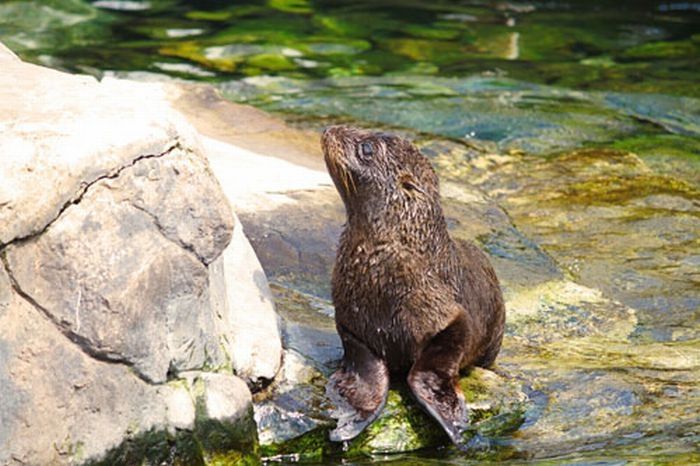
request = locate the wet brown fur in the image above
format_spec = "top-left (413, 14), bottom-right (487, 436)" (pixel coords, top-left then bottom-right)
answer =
top-left (322, 125), bottom-right (505, 445)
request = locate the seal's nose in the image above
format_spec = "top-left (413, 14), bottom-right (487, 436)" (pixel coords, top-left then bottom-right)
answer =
top-left (321, 125), bottom-right (341, 147)
top-left (323, 126), bottom-right (332, 136)
top-left (322, 126), bottom-right (332, 141)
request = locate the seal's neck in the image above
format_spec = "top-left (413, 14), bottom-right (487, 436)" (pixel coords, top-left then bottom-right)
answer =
top-left (345, 199), bottom-right (451, 256)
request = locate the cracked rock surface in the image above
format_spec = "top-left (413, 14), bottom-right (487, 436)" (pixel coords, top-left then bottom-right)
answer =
top-left (0, 44), bottom-right (276, 464)
top-left (3, 146), bottom-right (232, 384)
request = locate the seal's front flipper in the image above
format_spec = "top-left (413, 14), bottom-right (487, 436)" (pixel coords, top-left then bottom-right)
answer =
top-left (327, 327), bottom-right (389, 442)
top-left (408, 314), bottom-right (471, 445)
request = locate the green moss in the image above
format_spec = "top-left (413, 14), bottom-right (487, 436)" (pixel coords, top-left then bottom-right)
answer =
top-left (580, 55), bottom-right (616, 67)
top-left (347, 386), bottom-right (448, 455)
top-left (559, 174), bottom-right (698, 206)
top-left (205, 450), bottom-right (260, 466)
top-left (610, 134), bottom-right (700, 161)
top-left (459, 371), bottom-right (489, 403)
top-left (190, 377), bottom-right (259, 463)
top-left (159, 42), bottom-right (239, 72)
top-left (86, 425), bottom-right (260, 465)
top-left (86, 429), bottom-right (204, 466)
top-left (268, 0), bottom-right (313, 15)
top-left (477, 409), bottom-right (526, 437)
top-left (246, 53), bottom-right (297, 71)
top-left (312, 13), bottom-right (401, 39)
top-left (185, 11), bottom-right (233, 22)
top-left (259, 427), bottom-right (330, 462)
top-left (300, 37), bottom-right (371, 56)
top-left (622, 40), bottom-right (700, 60)
top-left (608, 134), bottom-right (700, 184)
top-left (261, 370), bottom-right (527, 461)
top-left (404, 23), bottom-right (461, 40)
top-left (196, 418), bottom-right (258, 458)
top-left (185, 6), bottom-right (267, 22)
top-left (313, 15), bottom-right (362, 37)
top-left (515, 23), bottom-right (616, 61)
top-left (382, 38), bottom-right (464, 64)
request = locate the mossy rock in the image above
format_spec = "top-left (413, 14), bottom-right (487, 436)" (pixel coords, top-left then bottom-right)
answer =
top-left (260, 368), bottom-right (527, 461)
top-left (246, 53), bottom-right (297, 72)
top-left (621, 39), bottom-right (700, 60)
top-left (85, 428), bottom-right (258, 466)
top-left (382, 38), bottom-right (465, 64)
top-left (268, 0), bottom-right (313, 15)
top-left (85, 429), bottom-right (203, 466)
top-left (159, 42), bottom-right (239, 72)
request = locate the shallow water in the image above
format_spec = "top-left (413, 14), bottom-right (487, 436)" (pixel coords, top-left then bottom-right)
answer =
top-left (1, 0), bottom-right (698, 464)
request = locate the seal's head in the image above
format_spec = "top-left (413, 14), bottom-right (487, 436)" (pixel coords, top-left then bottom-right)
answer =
top-left (322, 125), bottom-right (442, 233)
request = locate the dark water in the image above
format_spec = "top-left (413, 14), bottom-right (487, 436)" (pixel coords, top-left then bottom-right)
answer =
top-left (1, 1), bottom-right (698, 464)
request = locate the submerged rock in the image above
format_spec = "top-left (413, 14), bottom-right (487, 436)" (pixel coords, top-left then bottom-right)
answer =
top-left (432, 143), bottom-right (698, 341)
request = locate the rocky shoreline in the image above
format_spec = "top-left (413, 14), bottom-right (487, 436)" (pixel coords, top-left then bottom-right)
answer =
top-left (0, 42), bottom-right (528, 464)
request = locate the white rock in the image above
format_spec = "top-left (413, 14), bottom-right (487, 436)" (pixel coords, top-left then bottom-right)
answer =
top-left (221, 216), bottom-right (283, 387)
top-left (198, 373), bottom-right (252, 423)
top-left (163, 384), bottom-right (196, 431)
top-left (204, 135), bottom-right (331, 213)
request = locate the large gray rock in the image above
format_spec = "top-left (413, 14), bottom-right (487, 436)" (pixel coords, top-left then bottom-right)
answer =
top-left (0, 43), bottom-right (275, 464)
top-left (165, 86), bottom-right (288, 389)
top-left (4, 148), bottom-right (232, 384)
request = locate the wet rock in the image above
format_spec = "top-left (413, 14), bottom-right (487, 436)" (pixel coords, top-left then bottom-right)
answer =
top-left (448, 146), bottom-right (699, 341)
top-left (259, 367), bottom-right (528, 461)
top-left (222, 122), bottom-right (692, 461)
top-left (252, 284), bottom-right (528, 460)
top-left (254, 349), bottom-right (332, 448)
top-left (505, 280), bottom-right (637, 344)
top-left (253, 287), bottom-right (338, 448)
top-left (190, 373), bottom-right (258, 461)
top-left (239, 189), bottom-right (344, 300)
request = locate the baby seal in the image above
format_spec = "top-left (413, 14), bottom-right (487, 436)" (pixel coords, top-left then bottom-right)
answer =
top-left (322, 126), bottom-right (505, 446)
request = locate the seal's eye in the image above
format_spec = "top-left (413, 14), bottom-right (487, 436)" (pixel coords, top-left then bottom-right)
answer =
top-left (358, 141), bottom-right (374, 161)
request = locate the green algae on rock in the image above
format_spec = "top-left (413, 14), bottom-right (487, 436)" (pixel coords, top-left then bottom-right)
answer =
top-left (434, 144), bottom-right (699, 342)
top-left (260, 368), bottom-right (528, 462)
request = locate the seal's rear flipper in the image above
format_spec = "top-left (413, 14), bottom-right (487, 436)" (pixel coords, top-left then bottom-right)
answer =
top-left (408, 314), bottom-right (471, 445)
top-left (327, 328), bottom-right (389, 442)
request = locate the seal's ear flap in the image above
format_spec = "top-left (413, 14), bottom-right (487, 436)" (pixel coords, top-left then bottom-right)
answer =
top-left (399, 172), bottom-right (425, 196)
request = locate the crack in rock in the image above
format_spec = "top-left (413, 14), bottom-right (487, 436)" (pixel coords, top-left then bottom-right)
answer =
top-left (0, 252), bottom-right (139, 373)
top-left (0, 142), bottom-right (192, 385)
top-left (1, 141), bottom-right (181, 249)
top-left (129, 201), bottom-right (208, 267)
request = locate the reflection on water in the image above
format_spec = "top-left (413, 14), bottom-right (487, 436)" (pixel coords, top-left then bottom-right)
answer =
top-left (0, 0), bottom-right (698, 464)
top-left (1, 0), bottom-right (699, 96)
